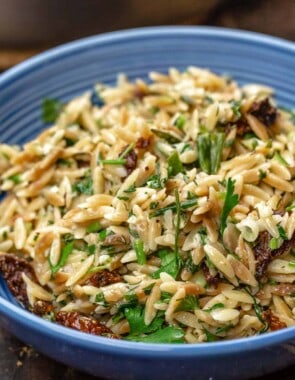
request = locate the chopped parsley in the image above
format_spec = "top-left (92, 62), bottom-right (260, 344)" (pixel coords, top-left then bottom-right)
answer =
top-left (8, 173), bottom-right (22, 184)
top-left (42, 98), bottom-right (64, 123)
top-left (230, 100), bottom-right (242, 118)
top-left (149, 198), bottom-right (198, 218)
top-left (48, 241), bottom-right (74, 275)
top-left (220, 178), bottom-right (239, 235)
top-left (151, 129), bottom-right (181, 144)
top-left (86, 221), bottom-right (102, 233)
top-left (278, 225), bottom-right (288, 241)
top-left (174, 114), bottom-right (187, 130)
top-left (197, 132), bottom-right (225, 174)
top-left (152, 250), bottom-right (180, 279)
top-left (176, 295), bottom-right (199, 312)
top-left (133, 239), bottom-right (146, 265)
top-left (72, 175), bottom-right (93, 195)
top-left (124, 184), bottom-right (136, 193)
top-left (204, 303), bottom-right (224, 313)
top-left (146, 174), bottom-right (166, 189)
top-left (124, 305), bottom-right (184, 343)
top-left (167, 151), bottom-right (183, 178)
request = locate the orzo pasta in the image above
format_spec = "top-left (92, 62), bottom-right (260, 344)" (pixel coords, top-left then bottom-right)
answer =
top-left (0, 67), bottom-right (294, 343)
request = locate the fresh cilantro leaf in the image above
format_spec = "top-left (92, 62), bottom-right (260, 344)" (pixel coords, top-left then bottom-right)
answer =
top-left (183, 255), bottom-right (199, 274)
top-left (95, 292), bottom-right (109, 307)
top-left (220, 178), bottom-right (239, 235)
top-left (167, 151), bottom-right (183, 178)
top-left (42, 98), bottom-right (64, 123)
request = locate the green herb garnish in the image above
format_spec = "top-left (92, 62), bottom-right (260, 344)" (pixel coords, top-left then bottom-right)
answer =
top-left (149, 198), bottom-right (198, 218)
top-left (176, 295), bottom-right (199, 312)
top-left (230, 100), bottom-right (242, 118)
top-left (133, 239), bottom-right (146, 265)
top-left (42, 98), bottom-right (64, 123)
top-left (86, 221), bottom-right (102, 233)
top-left (220, 178), bottom-right (239, 235)
top-left (197, 132), bottom-right (225, 174)
top-left (174, 114), bottom-right (186, 130)
top-left (49, 241), bottom-right (74, 275)
top-left (8, 173), bottom-right (22, 184)
top-left (72, 175), bottom-right (93, 195)
top-left (278, 225), bottom-right (288, 241)
top-left (167, 151), bottom-right (183, 178)
top-left (204, 303), bottom-right (224, 312)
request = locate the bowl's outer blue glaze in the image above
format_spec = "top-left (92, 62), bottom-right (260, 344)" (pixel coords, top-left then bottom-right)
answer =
top-left (0, 26), bottom-right (294, 380)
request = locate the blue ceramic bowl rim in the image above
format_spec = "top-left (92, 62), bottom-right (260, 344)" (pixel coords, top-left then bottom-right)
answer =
top-left (0, 26), bottom-right (295, 358)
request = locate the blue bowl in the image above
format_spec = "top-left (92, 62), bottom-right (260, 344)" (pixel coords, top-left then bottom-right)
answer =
top-left (0, 26), bottom-right (294, 380)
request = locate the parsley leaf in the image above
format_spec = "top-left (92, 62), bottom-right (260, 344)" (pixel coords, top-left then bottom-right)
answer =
top-left (146, 174), bottom-right (166, 189)
top-left (127, 326), bottom-right (184, 343)
top-left (230, 100), bottom-right (242, 118)
top-left (197, 132), bottom-right (225, 174)
top-left (42, 98), bottom-right (64, 123)
top-left (149, 198), bottom-right (197, 218)
top-left (152, 249), bottom-right (180, 279)
top-left (8, 173), bottom-right (22, 184)
top-left (48, 241), bottom-right (74, 275)
top-left (133, 239), bottom-right (146, 265)
top-left (278, 225), bottom-right (288, 241)
top-left (86, 221), bottom-right (102, 233)
top-left (220, 178), bottom-right (239, 235)
top-left (72, 175), bottom-right (93, 195)
top-left (176, 295), bottom-right (199, 312)
top-left (167, 151), bottom-right (183, 178)
top-left (124, 305), bottom-right (163, 335)
top-left (174, 114), bottom-right (187, 130)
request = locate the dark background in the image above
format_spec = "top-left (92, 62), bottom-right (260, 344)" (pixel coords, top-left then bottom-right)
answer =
top-left (0, 0), bottom-right (294, 379)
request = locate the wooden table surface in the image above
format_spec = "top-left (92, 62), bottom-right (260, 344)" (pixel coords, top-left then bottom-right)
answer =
top-left (0, 0), bottom-right (294, 378)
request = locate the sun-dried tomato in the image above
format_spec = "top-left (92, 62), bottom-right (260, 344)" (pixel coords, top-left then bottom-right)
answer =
top-left (85, 269), bottom-right (122, 288)
top-left (249, 98), bottom-right (277, 126)
top-left (33, 300), bottom-right (54, 316)
top-left (254, 231), bottom-right (295, 279)
top-left (136, 136), bottom-right (152, 149)
top-left (201, 262), bottom-right (220, 287)
top-left (0, 254), bottom-right (35, 306)
top-left (56, 311), bottom-right (118, 338)
top-left (262, 309), bottom-right (287, 331)
top-left (120, 146), bottom-right (137, 175)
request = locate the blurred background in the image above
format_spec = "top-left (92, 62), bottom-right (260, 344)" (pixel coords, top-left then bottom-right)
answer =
top-left (0, 0), bottom-right (294, 72)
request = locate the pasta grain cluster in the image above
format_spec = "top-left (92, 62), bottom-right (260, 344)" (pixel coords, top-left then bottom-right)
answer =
top-left (0, 66), bottom-right (294, 343)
